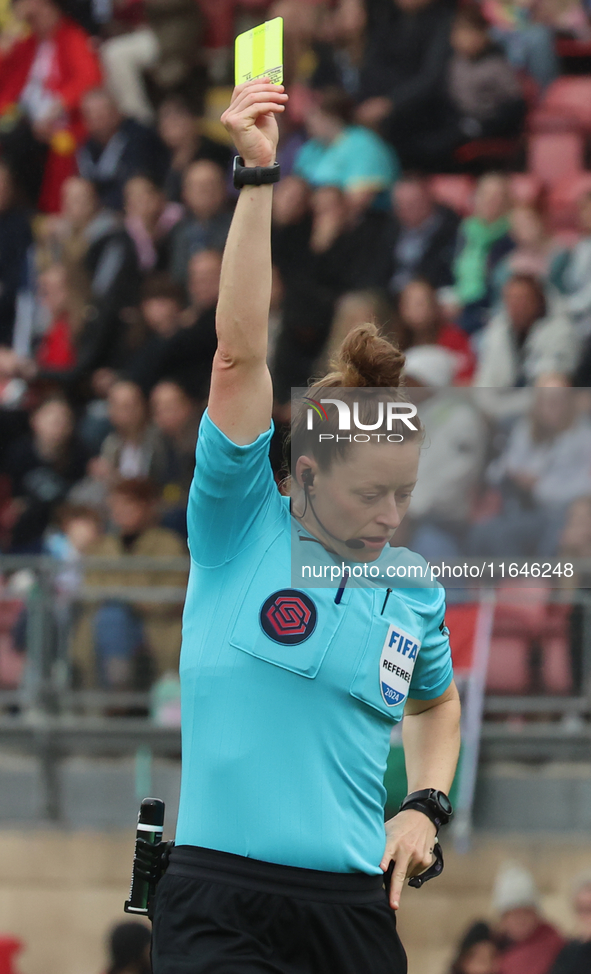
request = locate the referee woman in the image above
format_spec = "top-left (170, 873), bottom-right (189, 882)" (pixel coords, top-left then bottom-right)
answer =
top-left (151, 80), bottom-right (461, 974)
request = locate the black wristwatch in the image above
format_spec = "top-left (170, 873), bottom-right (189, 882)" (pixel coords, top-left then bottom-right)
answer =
top-left (398, 789), bottom-right (453, 833)
top-left (233, 155), bottom-right (281, 189)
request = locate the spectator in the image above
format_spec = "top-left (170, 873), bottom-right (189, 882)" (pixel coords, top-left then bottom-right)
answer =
top-left (447, 6), bottom-right (526, 146)
top-left (356, 0), bottom-right (454, 170)
top-left (168, 160), bottom-right (231, 286)
top-left (0, 161), bottom-right (33, 345)
top-left (449, 921), bottom-right (500, 974)
top-left (125, 273), bottom-right (185, 393)
top-left (73, 477), bottom-right (187, 687)
top-left (371, 173), bottom-right (461, 296)
top-left (99, 3), bottom-right (160, 126)
top-left (271, 175), bottom-right (313, 301)
top-left (307, 185), bottom-right (385, 269)
top-left (559, 495), bottom-right (591, 687)
top-left (100, 0), bottom-right (203, 125)
top-left (0, 0), bottom-right (102, 210)
top-left (551, 190), bottom-right (591, 336)
top-left (319, 288), bottom-right (394, 374)
top-left (549, 872), bottom-right (591, 974)
top-left (473, 274), bottom-right (579, 387)
top-left (4, 396), bottom-right (88, 551)
top-left (403, 356), bottom-right (488, 561)
top-left (396, 278), bottom-right (476, 383)
top-left (493, 863), bottom-right (566, 974)
top-left (468, 388), bottom-right (591, 557)
top-left (123, 175), bottom-right (183, 274)
top-left (150, 379), bottom-right (200, 535)
top-left (45, 177), bottom-right (139, 310)
top-left (76, 365), bottom-right (116, 455)
top-left (15, 177), bottom-right (140, 384)
top-left (48, 501), bottom-right (103, 557)
top-left (150, 379), bottom-right (200, 494)
top-left (134, 249), bottom-right (221, 398)
top-left (158, 96), bottom-right (231, 204)
top-left (104, 921), bottom-right (151, 974)
top-left (32, 263), bottom-right (84, 376)
top-left (66, 453), bottom-right (112, 514)
top-left (492, 204), bottom-right (557, 302)
top-left (483, 0), bottom-right (559, 89)
top-left (77, 88), bottom-right (169, 210)
top-left (44, 502), bottom-right (104, 598)
top-left (309, 0), bottom-right (367, 98)
top-left (99, 379), bottom-right (167, 482)
top-left (272, 186), bottom-right (389, 399)
top-left (561, 497), bottom-right (591, 560)
top-left (183, 247), bottom-right (221, 329)
top-left (293, 86), bottom-right (400, 212)
top-left (454, 172), bottom-right (514, 333)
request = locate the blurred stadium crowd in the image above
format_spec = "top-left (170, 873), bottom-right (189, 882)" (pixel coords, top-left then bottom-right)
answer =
top-left (0, 7), bottom-right (591, 974)
top-left (446, 863), bottom-right (591, 974)
top-left (1, 0), bottom-right (591, 691)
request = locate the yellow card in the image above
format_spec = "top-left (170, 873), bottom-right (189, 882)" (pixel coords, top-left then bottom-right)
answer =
top-left (235, 17), bottom-right (283, 87)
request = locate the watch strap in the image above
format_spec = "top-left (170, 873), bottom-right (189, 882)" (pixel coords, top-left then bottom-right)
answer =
top-left (233, 155), bottom-right (281, 188)
top-left (399, 789), bottom-right (452, 832)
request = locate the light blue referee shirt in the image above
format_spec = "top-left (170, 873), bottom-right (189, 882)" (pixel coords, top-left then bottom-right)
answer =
top-left (174, 410), bottom-right (453, 874)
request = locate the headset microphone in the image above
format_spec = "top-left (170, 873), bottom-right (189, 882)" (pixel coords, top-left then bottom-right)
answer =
top-left (300, 471), bottom-right (366, 550)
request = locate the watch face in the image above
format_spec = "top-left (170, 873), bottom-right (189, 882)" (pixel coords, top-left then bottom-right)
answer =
top-left (435, 791), bottom-right (453, 815)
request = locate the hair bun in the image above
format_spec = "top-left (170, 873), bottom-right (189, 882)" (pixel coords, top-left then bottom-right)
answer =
top-left (328, 323), bottom-right (405, 388)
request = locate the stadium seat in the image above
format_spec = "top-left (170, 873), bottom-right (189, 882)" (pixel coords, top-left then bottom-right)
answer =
top-left (428, 174), bottom-right (475, 216)
top-left (445, 603), bottom-right (481, 672)
top-left (542, 635), bottom-right (573, 694)
top-left (486, 636), bottom-right (531, 693)
top-left (0, 599), bottom-right (24, 689)
top-left (489, 587), bottom-right (573, 694)
top-left (541, 604), bottom-right (572, 693)
top-left (556, 37), bottom-right (591, 60)
top-left (454, 136), bottom-right (523, 169)
top-left (555, 38), bottom-right (591, 78)
top-left (530, 77), bottom-right (591, 133)
top-left (545, 602), bottom-right (572, 636)
top-left (0, 937), bottom-right (22, 974)
top-left (446, 595), bottom-right (571, 695)
top-left (519, 72), bottom-right (541, 110)
top-left (546, 171), bottom-right (591, 229)
top-left (528, 131), bottom-right (585, 186)
top-left (509, 172), bottom-right (543, 206)
top-left (493, 584), bottom-right (549, 639)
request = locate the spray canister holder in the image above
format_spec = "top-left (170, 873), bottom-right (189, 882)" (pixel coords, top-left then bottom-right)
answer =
top-left (124, 797), bottom-right (167, 917)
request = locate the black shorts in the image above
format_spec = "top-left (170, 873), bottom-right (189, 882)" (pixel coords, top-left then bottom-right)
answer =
top-left (151, 845), bottom-right (408, 974)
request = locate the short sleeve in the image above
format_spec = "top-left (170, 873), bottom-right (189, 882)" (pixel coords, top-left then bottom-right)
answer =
top-left (409, 588), bottom-right (454, 700)
top-left (339, 129), bottom-right (399, 192)
top-left (186, 410), bottom-right (284, 568)
top-left (292, 140), bottom-right (324, 183)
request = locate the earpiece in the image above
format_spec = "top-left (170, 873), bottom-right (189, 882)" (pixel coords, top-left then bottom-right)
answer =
top-left (296, 468), bottom-right (366, 550)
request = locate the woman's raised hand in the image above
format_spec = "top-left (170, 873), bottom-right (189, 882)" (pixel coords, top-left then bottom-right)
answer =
top-left (221, 79), bottom-right (288, 170)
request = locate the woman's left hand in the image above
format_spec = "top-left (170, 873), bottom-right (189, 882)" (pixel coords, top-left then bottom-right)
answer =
top-left (380, 809), bottom-right (437, 910)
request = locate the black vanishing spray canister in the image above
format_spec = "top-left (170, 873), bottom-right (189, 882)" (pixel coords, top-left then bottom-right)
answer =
top-left (124, 797), bottom-right (165, 915)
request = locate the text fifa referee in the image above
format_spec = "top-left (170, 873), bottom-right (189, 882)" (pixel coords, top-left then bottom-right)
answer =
top-left (151, 79), bottom-right (461, 974)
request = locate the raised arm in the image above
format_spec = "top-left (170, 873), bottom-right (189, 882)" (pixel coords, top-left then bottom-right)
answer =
top-left (208, 80), bottom-right (288, 445)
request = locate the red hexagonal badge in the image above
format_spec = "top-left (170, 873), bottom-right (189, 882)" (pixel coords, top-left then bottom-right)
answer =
top-left (260, 590), bottom-right (318, 645)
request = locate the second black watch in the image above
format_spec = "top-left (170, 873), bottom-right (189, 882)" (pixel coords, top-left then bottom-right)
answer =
top-left (233, 155), bottom-right (281, 189)
top-left (398, 789), bottom-right (453, 833)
